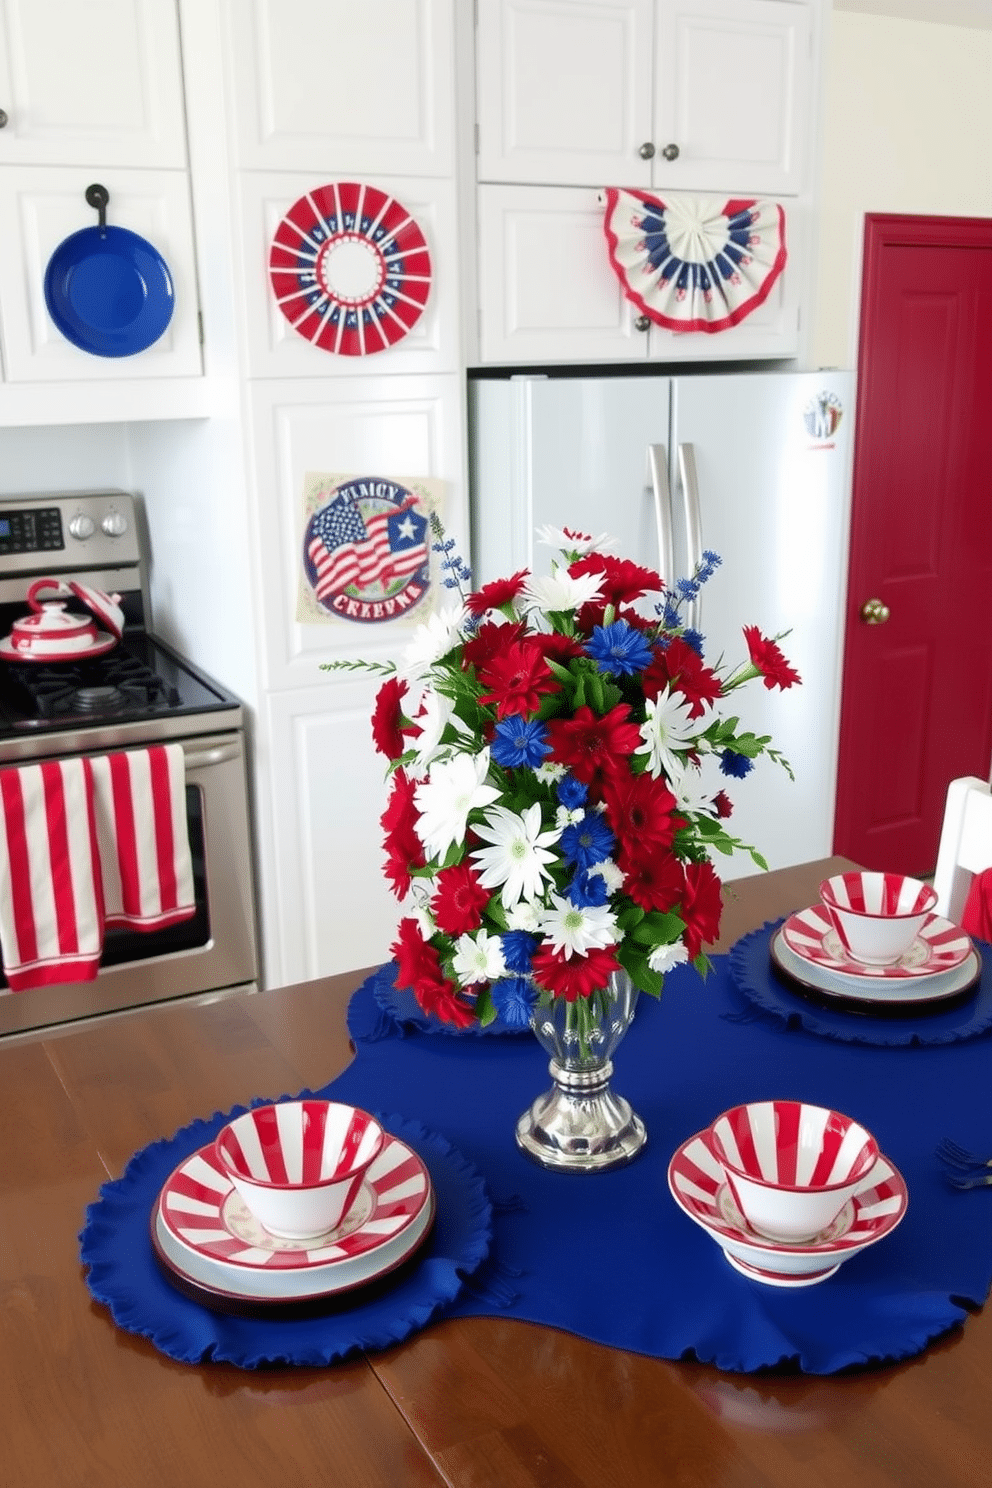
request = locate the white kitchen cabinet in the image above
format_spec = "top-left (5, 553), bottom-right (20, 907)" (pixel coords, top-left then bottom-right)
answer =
top-left (0, 0), bottom-right (187, 168)
top-left (477, 182), bottom-right (802, 363)
top-left (236, 171), bottom-right (461, 378)
top-left (222, 0), bottom-right (456, 178)
top-left (476, 0), bottom-right (813, 197)
top-left (0, 166), bottom-right (203, 383)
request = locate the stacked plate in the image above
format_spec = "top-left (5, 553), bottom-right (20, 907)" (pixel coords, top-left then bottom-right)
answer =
top-left (151, 1128), bottom-right (435, 1314)
top-left (667, 1126), bottom-right (908, 1287)
top-left (770, 904), bottom-right (980, 1015)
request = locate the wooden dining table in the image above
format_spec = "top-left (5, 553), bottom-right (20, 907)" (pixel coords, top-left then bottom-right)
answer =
top-left (4, 854), bottom-right (992, 1488)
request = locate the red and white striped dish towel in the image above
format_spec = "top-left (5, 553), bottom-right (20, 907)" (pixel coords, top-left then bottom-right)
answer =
top-left (0, 744), bottom-right (195, 991)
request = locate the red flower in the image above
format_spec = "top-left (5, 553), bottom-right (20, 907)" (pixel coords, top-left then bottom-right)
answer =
top-left (380, 769), bottom-right (425, 898)
top-left (743, 626), bottom-right (802, 690)
top-left (713, 790), bottom-right (734, 819)
top-left (477, 638), bottom-right (561, 719)
top-left (390, 917), bottom-right (477, 1028)
top-left (461, 620), bottom-right (526, 671)
top-left (546, 703), bottom-right (642, 793)
top-left (618, 843), bottom-right (684, 914)
top-left (371, 676), bottom-right (410, 759)
top-left (531, 942), bottom-right (621, 1001)
top-left (680, 860), bottom-right (723, 958)
top-left (569, 554), bottom-right (663, 607)
top-left (602, 765), bottom-right (680, 855)
top-left (465, 570), bottom-right (529, 615)
top-left (534, 631), bottom-right (584, 664)
top-left (643, 638), bottom-right (723, 718)
top-left (431, 862), bottom-right (491, 935)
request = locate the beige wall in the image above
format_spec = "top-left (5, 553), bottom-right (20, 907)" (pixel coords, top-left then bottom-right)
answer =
top-left (811, 8), bottom-right (992, 368)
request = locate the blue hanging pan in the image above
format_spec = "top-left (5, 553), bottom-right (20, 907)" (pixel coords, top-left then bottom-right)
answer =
top-left (43, 184), bottom-right (176, 358)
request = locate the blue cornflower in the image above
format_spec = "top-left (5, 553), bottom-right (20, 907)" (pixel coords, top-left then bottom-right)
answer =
top-left (557, 774), bottom-right (588, 810)
top-left (491, 975), bottom-right (538, 1029)
top-left (501, 930), bottom-right (538, 974)
top-left (568, 867), bottom-right (611, 908)
top-left (700, 549), bottom-right (722, 579)
top-left (676, 577), bottom-right (699, 602)
top-left (560, 814), bottom-right (616, 869)
top-left (660, 598), bottom-right (682, 629)
top-left (585, 620), bottom-right (654, 676)
top-left (681, 628), bottom-right (705, 656)
top-left (720, 749), bottom-right (753, 779)
top-left (490, 714), bottom-right (552, 768)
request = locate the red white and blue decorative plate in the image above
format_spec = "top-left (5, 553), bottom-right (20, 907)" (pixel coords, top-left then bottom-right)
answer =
top-left (268, 181), bottom-right (432, 356)
top-left (153, 1131), bottom-right (434, 1303)
top-left (601, 188), bottom-right (786, 334)
top-left (781, 905), bottom-right (972, 980)
top-left (668, 1129), bottom-right (908, 1287)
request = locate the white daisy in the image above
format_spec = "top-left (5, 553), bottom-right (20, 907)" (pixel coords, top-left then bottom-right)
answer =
top-left (534, 761), bottom-right (566, 785)
top-left (535, 525), bottom-right (618, 557)
top-left (522, 562), bottom-right (604, 616)
top-left (470, 802), bottom-right (562, 908)
top-left (538, 894), bottom-right (619, 960)
top-left (673, 769), bottom-right (719, 816)
top-left (452, 929), bottom-right (507, 985)
top-left (555, 804), bottom-right (585, 828)
top-left (400, 604), bottom-right (468, 682)
top-left (506, 900), bottom-right (542, 932)
top-left (414, 748), bottom-right (500, 862)
top-left (635, 686), bottom-right (706, 781)
top-left (409, 689), bottom-right (470, 776)
top-left (648, 941), bottom-right (690, 975)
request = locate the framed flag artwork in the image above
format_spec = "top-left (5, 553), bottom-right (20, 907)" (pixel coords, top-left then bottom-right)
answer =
top-left (297, 473), bottom-right (445, 627)
top-left (269, 182), bottom-right (432, 356)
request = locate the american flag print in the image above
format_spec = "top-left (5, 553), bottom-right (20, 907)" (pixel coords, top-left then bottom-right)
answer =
top-left (303, 479), bottom-right (431, 625)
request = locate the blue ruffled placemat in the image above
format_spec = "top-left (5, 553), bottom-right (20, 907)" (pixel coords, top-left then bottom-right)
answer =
top-left (80, 1108), bottom-right (494, 1368)
top-left (729, 920), bottom-right (992, 1047)
top-left (367, 961), bottom-right (528, 1037)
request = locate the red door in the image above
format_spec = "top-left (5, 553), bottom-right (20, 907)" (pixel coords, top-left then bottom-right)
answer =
top-left (834, 214), bottom-right (992, 875)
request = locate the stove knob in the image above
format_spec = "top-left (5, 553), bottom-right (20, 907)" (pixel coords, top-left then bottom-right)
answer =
top-left (68, 513), bottom-right (96, 540)
top-left (101, 512), bottom-right (128, 537)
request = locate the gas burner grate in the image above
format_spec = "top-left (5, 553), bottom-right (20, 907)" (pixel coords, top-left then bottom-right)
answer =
top-left (7, 650), bottom-right (182, 722)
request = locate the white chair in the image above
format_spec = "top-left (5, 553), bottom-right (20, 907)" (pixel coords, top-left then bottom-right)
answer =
top-left (932, 776), bottom-right (992, 925)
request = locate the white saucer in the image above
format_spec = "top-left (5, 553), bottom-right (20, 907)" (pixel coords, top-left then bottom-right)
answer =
top-left (153, 1131), bottom-right (435, 1303)
top-left (772, 928), bottom-right (981, 1010)
top-left (668, 1128), bottom-right (908, 1287)
top-left (0, 631), bottom-right (118, 663)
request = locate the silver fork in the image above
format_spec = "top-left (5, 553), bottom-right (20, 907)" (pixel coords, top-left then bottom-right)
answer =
top-left (935, 1137), bottom-right (992, 1171)
top-left (945, 1171), bottom-right (992, 1190)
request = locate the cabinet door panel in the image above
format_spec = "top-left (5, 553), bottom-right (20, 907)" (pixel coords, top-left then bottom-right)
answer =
top-left (238, 172), bottom-right (460, 377)
top-left (0, 167), bottom-right (202, 381)
top-left (477, 184), bottom-right (646, 363)
top-left (224, 0), bottom-right (455, 176)
top-left (261, 686), bottom-right (400, 987)
top-left (476, 0), bottom-right (653, 187)
top-left (0, 0), bottom-right (187, 166)
top-left (653, 0), bottom-right (811, 195)
top-left (248, 374), bottom-right (467, 691)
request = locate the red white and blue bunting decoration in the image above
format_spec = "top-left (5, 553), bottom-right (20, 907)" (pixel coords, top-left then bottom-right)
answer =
top-left (601, 189), bottom-right (786, 334)
top-left (269, 182), bottom-right (432, 356)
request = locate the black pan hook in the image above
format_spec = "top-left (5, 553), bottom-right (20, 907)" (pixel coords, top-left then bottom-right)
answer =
top-left (85, 183), bottom-right (110, 237)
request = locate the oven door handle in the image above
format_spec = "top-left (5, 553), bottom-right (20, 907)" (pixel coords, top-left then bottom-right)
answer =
top-left (182, 743), bottom-right (242, 771)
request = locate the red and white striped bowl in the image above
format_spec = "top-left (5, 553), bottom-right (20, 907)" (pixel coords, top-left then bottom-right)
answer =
top-left (819, 872), bottom-right (938, 966)
top-left (709, 1100), bottom-right (880, 1243)
top-left (214, 1101), bottom-right (385, 1240)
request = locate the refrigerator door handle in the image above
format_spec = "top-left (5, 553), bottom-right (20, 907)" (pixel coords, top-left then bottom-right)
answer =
top-left (677, 442), bottom-right (704, 631)
top-left (646, 444), bottom-right (675, 588)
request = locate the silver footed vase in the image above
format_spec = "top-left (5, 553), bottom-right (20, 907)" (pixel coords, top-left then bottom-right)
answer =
top-left (515, 969), bottom-right (647, 1173)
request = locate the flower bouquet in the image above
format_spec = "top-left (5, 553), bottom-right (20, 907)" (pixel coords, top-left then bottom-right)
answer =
top-left (327, 520), bottom-right (800, 1169)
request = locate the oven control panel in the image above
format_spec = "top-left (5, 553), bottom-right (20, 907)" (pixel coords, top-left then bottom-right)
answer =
top-left (0, 491), bottom-right (141, 574)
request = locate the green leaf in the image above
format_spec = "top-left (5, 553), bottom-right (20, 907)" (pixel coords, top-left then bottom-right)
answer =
top-left (474, 986), bottom-right (498, 1026)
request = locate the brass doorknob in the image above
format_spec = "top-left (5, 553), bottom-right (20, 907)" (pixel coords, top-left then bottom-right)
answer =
top-left (860, 598), bottom-right (890, 625)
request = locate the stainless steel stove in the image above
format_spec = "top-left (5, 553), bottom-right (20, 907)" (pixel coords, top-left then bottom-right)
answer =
top-left (0, 490), bottom-right (258, 1039)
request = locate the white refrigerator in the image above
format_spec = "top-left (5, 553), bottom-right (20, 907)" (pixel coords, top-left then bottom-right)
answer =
top-left (468, 369), bottom-right (856, 878)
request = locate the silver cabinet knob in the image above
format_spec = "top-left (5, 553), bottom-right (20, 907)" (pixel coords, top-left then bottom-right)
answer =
top-left (68, 513), bottom-right (96, 540)
top-left (638, 141), bottom-right (655, 159)
top-left (0, 109), bottom-right (8, 129)
top-left (634, 315), bottom-right (651, 333)
top-left (101, 511), bottom-right (128, 537)
top-left (860, 598), bottom-right (890, 625)
top-left (661, 142), bottom-right (680, 161)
